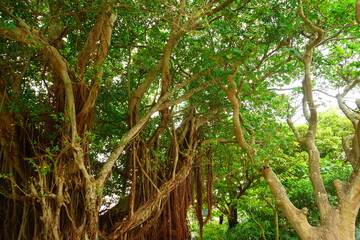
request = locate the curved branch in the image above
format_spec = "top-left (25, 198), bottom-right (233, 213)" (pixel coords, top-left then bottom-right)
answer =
top-left (77, 10), bottom-right (117, 128)
top-left (261, 167), bottom-right (312, 238)
top-left (336, 77), bottom-right (360, 124)
top-left (298, 0), bottom-right (324, 49)
top-left (287, 115), bottom-right (305, 144)
top-left (98, 67), bottom-right (214, 186)
top-left (223, 62), bottom-right (255, 161)
top-left (0, 8), bottom-right (78, 142)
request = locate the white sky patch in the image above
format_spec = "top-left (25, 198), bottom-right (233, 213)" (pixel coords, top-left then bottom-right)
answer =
top-left (272, 81), bottom-right (359, 125)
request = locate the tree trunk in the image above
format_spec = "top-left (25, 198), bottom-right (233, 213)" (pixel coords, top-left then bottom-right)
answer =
top-left (0, 122), bottom-right (103, 239)
top-left (228, 205), bottom-right (239, 229)
top-left (262, 166), bottom-right (360, 240)
top-left (219, 215), bottom-right (224, 225)
top-left (261, 3), bottom-right (360, 240)
top-left (100, 111), bottom-right (214, 240)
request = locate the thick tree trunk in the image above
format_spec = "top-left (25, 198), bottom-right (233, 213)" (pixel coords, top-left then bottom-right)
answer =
top-left (228, 205), bottom-right (239, 229)
top-left (262, 166), bottom-right (360, 240)
top-left (0, 134), bottom-right (102, 239)
top-left (101, 112), bottom-right (213, 240)
top-left (0, 5), bottom-right (116, 239)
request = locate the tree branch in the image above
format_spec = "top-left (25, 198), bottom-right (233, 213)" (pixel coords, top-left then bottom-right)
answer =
top-left (298, 0), bottom-right (324, 49)
top-left (0, 7), bottom-right (78, 142)
top-left (261, 167), bottom-right (312, 238)
top-left (336, 77), bottom-right (360, 124)
top-left (77, 9), bottom-right (117, 127)
top-left (224, 64), bottom-right (255, 161)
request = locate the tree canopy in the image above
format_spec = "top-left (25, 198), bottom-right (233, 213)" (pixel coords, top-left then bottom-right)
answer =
top-left (0, 0), bottom-right (359, 239)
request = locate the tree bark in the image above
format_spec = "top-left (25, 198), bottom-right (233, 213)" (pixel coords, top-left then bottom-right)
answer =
top-left (228, 204), bottom-right (239, 229)
top-left (262, 2), bottom-right (360, 239)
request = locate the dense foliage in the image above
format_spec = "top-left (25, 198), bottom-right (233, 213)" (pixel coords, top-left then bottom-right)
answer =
top-left (0, 0), bottom-right (359, 239)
